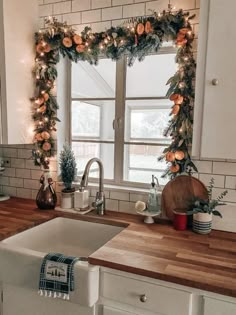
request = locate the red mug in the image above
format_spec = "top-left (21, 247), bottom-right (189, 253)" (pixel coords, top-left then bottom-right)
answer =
top-left (173, 209), bottom-right (187, 231)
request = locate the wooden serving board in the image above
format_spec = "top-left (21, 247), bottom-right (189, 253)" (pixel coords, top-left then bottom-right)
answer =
top-left (161, 175), bottom-right (208, 220)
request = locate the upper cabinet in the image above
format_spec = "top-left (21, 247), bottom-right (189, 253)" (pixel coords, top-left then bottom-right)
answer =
top-left (192, 0), bottom-right (236, 159)
top-left (0, 0), bottom-right (38, 144)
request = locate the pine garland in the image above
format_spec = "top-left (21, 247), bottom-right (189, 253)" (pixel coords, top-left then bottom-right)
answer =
top-left (31, 9), bottom-right (197, 177)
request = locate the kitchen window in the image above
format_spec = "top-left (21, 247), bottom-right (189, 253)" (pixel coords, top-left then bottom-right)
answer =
top-left (70, 50), bottom-right (176, 187)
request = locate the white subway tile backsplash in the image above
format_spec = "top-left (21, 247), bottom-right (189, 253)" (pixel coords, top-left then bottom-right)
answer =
top-left (212, 188), bottom-right (236, 204)
top-left (213, 162), bottom-right (236, 176)
top-left (199, 174), bottom-right (225, 188)
top-left (0, 176), bottom-right (9, 186)
top-left (113, 0), bottom-right (133, 5)
top-left (145, 0), bottom-right (168, 15)
top-left (17, 188), bottom-right (32, 199)
top-left (110, 191), bottom-right (129, 201)
top-left (9, 177), bottom-right (24, 188)
top-left (194, 160), bottom-right (212, 173)
top-left (11, 159), bottom-right (25, 169)
top-left (123, 3), bottom-right (145, 17)
top-left (174, 0), bottom-right (195, 11)
top-left (91, 21), bottom-right (112, 32)
top-left (72, 0), bottom-right (91, 12)
top-left (24, 179), bottom-right (40, 190)
top-left (225, 176), bottom-right (236, 190)
top-left (119, 200), bottom-right (136, 214)
top-left (63, 12), bottom-right (81, 25)
top-left (82, 9), bottom-right (101, 23)
top-left (130, 193), bottom-right (148, 203)
top-left (53, 1), bottom-right (71, 15)
top-left (102, 6), bottom-right (122, 20)
top-left (39, 4), bottom-right (53, 17)
top-left (16, 168), bottom-right (31, 179)
top-left (2, 186), bottom-right (17, 197)
top-left (92, 0), bottom-right (111, 9)
top-left (3, 168), bottom-right (16, 177)
top-left (17, 149), bottom-right (32, 159)
top-left (106, 199), bottom-right (119, 211)
top-left (2, 148), bottom-right (18, 158)
top-left (196, 0), bottom-right (200, 9)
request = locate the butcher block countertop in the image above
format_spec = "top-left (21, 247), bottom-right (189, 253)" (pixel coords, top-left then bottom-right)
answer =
top-left (0, 198), bottom-right (236, 298)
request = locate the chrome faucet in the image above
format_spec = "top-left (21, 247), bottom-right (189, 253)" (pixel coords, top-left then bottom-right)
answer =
top-left (80, 158), bottom-right (105, 215)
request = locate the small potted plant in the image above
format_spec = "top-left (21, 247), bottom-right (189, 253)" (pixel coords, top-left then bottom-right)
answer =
top-left (59, 143), bottom-right (77, 209)
top-left (188, 178), bottom-right (228, 234)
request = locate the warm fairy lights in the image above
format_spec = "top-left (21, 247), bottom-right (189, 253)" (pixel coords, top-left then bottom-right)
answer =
top-left (32, 10), bottom-right (197, 176)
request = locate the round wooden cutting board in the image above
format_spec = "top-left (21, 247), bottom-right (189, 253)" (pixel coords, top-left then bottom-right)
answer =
top-left (161, 175), bottom-right (208, 220)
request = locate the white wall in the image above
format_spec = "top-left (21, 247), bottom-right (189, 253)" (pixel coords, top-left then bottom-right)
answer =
top-left (0, 0), bottom-right (236, 231)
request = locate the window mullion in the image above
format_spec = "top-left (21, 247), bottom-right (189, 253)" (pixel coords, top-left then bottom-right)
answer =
top-left (114, 57), bottom-right (126, 185)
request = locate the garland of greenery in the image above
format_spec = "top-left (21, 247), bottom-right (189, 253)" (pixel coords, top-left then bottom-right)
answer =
top-left (32, 9), bottom-right (197, 177)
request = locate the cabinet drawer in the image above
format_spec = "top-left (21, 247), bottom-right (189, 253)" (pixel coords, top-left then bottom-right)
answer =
top-left (203, 296), bottom-right (236, 315)
top-left (103, 305), bottom-right (136, 315)
top-left (101, 272), bottom-right (192, 315)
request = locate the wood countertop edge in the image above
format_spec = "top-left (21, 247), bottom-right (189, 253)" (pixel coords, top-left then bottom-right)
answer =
top-left (0, 198), bottom-right (235, 299)
top-left (88, 257), bottom-right (236, 298)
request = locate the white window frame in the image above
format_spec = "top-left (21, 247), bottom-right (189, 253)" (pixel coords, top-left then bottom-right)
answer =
top-left (69, 48), bottom-right (176, 188)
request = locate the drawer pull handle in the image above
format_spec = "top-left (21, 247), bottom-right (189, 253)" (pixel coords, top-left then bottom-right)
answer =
top-left (139, 294), bottom-right (147, 303)
top-left (211, 78), bottom-right (219, 86)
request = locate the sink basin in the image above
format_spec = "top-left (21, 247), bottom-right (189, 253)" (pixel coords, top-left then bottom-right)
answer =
top-left (2, 217), bottom-right (124, 257)
top-left (0, 217), bottom-right (125, 307)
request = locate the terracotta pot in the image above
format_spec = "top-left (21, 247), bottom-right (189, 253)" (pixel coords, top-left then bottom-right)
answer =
top-left (193, 212), bottom-right (212, 234)
top-left (61, 192), bottom-right (74, 209)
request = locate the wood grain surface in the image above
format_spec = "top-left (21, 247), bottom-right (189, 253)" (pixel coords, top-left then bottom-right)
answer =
top-left (161, 175), bottom-right (209, 219)
top-left (0, 198), bottom-right (235, 298)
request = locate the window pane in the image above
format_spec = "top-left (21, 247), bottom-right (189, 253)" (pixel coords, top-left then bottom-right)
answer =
top-left (72, 142), bottom-right (114, 180)
top-left (72, 100), bottom-right (115, 141)
top-left (125, 99), bottom-right (172, 143)
top-left (123, 144), bottom-right (168, 185)
top-left (71, 59), bottom-right (116, 98)
top-left (126, 53), bottom-right (176, 97)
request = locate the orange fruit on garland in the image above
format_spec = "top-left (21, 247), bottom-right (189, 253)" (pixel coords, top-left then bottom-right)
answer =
top-left (175, 95), bottom-right (184, 105)
top-left (136, 23), bottom-right (145, 35)
top-left (171, 104), bottom-right (180, 115)
top-left (166, 152), bottom-right (176, 162)
top-left (145, 21), bottom-right (152, 33)
top-left (76, 44), bottom-right (85, 53)
top-left (36, 43), bottom-right (45, 54)
top-left (63, 37), bottom-right (73, 48)
top-left (175, 150), bottom-right (185, 161)
top-left (35, 133), bottom-right (43, 141)
top-left (38, 105), bottom-right (47, 113)
top-left (177, 33), bottom-right (185, 41)
top-left (170, 94), bottom-right (180, 101)
top-left (170, 164), bottom-right (180, 173)
top-left (42, 142), bottom-right (51, 151)
top-left (44, 43), bottom-right (51, 53)
top-left (176, 39), bottom-right (188, 47)
top-left (41, 131), bottom-right (50, 140)
top-left (73, 34), bottom-right (83, 45)
top-left (43, 93), bottom-right (49, 101)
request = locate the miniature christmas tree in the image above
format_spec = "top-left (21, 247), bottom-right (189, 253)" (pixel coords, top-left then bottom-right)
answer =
top-left (59, 144), bottom-right (77, 192)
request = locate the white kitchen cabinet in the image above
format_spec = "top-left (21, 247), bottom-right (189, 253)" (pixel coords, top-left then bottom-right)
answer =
top-left (100, 269), bottom-right (193, 315)
top-left (0, 0), bottom-right (37, 144)
top-left (2, 284), bottom-right (95, 315)
top-left (192, 0), bottom-right (236, 159)
top-left (203, 296), bottom-right (236, 315)
top-left (103, 305), bottom-right (137, 315)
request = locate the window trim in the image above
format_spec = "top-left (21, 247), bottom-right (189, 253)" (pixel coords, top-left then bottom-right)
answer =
top-left (69, 50), bottom-right (175, 189)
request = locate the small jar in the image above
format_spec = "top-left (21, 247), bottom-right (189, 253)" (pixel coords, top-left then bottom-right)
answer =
top-left (173, 208), bottom-right (187, 231)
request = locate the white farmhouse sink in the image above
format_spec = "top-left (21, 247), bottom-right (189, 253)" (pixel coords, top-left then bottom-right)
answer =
top-left (0, 217), bottom-right (124, 307)
top-left (1, 217), bottom-right (124, 257)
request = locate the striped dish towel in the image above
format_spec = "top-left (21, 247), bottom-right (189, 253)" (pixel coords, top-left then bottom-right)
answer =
top-left (38, 253), bottom-right (81, 300)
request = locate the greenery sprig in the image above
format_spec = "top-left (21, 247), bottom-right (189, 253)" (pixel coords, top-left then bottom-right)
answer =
top-left (31, 9), bottom-right (197, 177)
top-left (188, 178), bottom-right (228, 218)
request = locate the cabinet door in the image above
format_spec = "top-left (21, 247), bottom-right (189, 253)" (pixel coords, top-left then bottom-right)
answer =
top-left (203, 296), bottom-right (236, 315)
top-left (193, 0), bottom-right (236, 159)
top-left (3, 284), bottom-right (95, 315)
top-left (103, 305), bottom-right (136, 315)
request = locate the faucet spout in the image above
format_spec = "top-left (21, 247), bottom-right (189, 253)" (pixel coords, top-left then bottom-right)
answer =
top-left (80, 158), bottom-right (105, 215)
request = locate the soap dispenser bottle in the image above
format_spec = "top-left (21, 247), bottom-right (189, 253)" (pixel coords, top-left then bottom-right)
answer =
top-left (147, 175), bottom-right (160, 214)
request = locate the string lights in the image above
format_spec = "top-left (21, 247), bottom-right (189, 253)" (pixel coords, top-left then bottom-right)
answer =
top-left (32, 10), bottom-right (197, 177)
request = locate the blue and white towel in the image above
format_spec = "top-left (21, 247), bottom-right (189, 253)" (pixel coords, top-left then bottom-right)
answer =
top-left (38, 253), bottom-right (80, 300)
